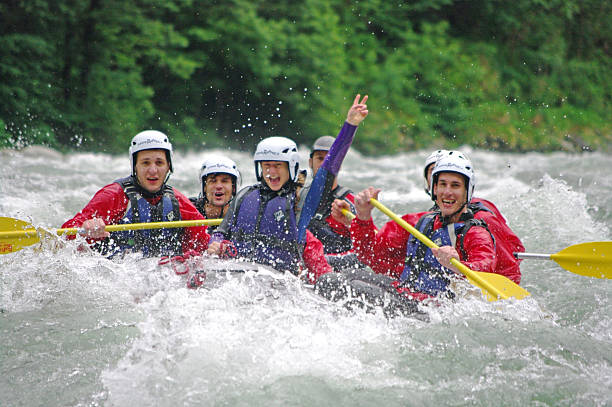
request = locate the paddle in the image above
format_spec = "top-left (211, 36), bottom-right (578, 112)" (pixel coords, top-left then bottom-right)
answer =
top-left (0, 217), bottom-right (222, 255)
top-left (514, 242), bottom-right (612, 279)
top-left (369, 198), bottom-right (531, 301)
top-left (296, 94), bottom-right (367, 244)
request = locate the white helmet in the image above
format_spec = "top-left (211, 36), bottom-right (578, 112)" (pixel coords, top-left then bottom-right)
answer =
top-left (424, 149), bottom-right (449, 178)
top-left (199, 156), bottom-right (241, 196)
top-left (253, 136), bottom-right (300, 182)
top-left (430, 150), bottom-right (475, 203)
top-left (129, 130), bottom-right (174, 176)
top-left (424, 149), bottom-right (449, 194)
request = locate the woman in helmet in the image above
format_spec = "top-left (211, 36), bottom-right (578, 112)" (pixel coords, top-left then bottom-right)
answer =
top-left (329, 152), bottom-right (500, 301)
top-left (189, 156), bottom-right (241, 232)
top-left (61, 130), bottom-right (210, 257)
top-left (207, 96), bottom-right (369, 283)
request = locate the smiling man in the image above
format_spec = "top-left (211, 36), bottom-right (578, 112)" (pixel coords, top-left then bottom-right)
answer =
top-left (62, 130), bottom-right (209, 257)
top-left (328, 151), bottom-right (501, 302)
top-left (190, 156), bottom-right (240, 232)
top-left (422, 149), bottom-right (525, 282)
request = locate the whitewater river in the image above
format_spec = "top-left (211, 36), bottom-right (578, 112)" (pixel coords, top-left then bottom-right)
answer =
top-left (1, 145), bottom-right (611, 406)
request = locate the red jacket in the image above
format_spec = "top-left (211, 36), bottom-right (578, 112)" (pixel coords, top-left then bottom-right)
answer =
top-left (62, 182), bottom-right (210, 253)
top-left (350, 211), bottom-right (498, 298)
top-left (302, 230), bottom-right (333, 283)
top-left (325, 192), bottom-right (355, 240)
top-left (471, 198), bottom-right (524, 283)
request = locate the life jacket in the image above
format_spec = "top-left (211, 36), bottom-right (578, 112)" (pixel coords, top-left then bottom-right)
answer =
top-left (189, 196), bottom-right (220, 233)
top-left (104, 176), bottom-right (183, 257)
top-left (428, 199), bottom-right (523, 284)
top-left (228, 185), bottom-right (302, 274)
top-left (189, 196), bottom-right (206, 217)
top-left (471, 198), bottom-right (507, 223)
top-left (400, 211), bottom-right (492, 297)
top-left (297, 184), bottom-right (355, 253)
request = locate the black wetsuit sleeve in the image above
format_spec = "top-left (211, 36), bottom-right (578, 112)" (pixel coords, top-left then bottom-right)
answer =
top-left (308, 219), bottom-right (353, 254)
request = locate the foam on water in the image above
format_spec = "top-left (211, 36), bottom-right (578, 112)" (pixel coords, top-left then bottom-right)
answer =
top-left (514, 174), bottom-right (609, 248)
top-left (99, 271), bottom-right (552, 406)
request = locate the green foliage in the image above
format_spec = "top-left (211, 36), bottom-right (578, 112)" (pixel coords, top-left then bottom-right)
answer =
top-left (0, 119), bottom-right (9, 148)
top-left (0, 0), bottom-right (609, 155)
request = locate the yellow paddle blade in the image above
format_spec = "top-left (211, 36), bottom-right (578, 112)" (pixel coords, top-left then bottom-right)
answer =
top-left (455, 260), bottom-right (531, 301)
top-left (0, 217), bottom-right (41, 254)
top-left (370, 198), bottom-right (530, 301)
top-left (551, 241), bottom-right (612, 279)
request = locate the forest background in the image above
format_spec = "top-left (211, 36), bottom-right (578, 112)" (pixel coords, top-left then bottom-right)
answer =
top-left (1, 0), bottom-right (610, 155)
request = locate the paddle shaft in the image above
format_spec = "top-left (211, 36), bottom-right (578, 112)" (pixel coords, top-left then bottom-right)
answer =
top-left (0, 218), bottom-right (222, 239)
top-left (370, 198), bottom-right (529, 300)
top-left (514, 252), bottom-right (551, 260)
top-left (341, 208), bottom-right (356, 220)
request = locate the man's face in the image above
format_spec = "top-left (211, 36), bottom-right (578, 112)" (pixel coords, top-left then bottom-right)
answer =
top-left (261, 161), bottom-right (289, 191)
top-left (205, 173), bottom-right (234, 207)
top-left (309, 150), bottom-right (327, 177)
top-left (434, 172), bottom-right (467, 217)
top-left (134, 149), bottom-right (169, 193)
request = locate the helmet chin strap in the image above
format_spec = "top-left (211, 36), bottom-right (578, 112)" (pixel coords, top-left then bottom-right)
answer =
top-left (439, 201), bottom-right (467, 226)
top-left (436, 184), bottom-right (469, 225)
top-left (204, 201), bottom-right (228, 218)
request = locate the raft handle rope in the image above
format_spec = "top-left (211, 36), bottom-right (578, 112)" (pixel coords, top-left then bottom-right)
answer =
top-left (219, 240), bottom-right (238, 258)
top-left (187, 270), bottom-right (207, 289)
top-left (158, 249), bottom-right (201, 275)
